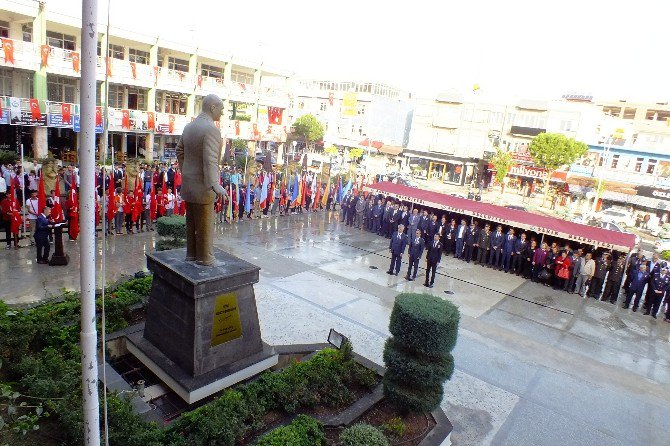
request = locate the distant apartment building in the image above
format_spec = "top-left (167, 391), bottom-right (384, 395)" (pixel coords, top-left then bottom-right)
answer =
top-left (287, 79), bottom-right (413, 156)
top-left (0, 0), bottom-right (290, 161)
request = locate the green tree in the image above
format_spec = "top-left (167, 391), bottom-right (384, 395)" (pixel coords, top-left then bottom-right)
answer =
top-left (232, 138), bottom-right (248, 153)
top-left (324, 145), bottom-right (338, 156)
top-left (293, 114), bottom-right (325, 149)
top-left (347, 148), bottom-right (364, 160)
top-left (490, 148), bottom-right (513, 191)
top-left (529, 133), bottom-right (588, 205)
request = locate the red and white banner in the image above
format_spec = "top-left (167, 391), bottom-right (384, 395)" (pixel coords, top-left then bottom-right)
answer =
top-left (121, 109), bottom-right (130, 129)
top-left (129, 62), bottom-right (137, 79)
top-left (105, 57), bottom-right (112, 77)
top-left (147, 111), bottom-right (155, 130)
top-left (40, 44), bottom-right (50, 67)
top-left (168, 115), bottom-right (175, 134)
top-left (1, 38), bottom-right (14, 64)
top-left (29, 98), bottom-right (41, 120)
top-left (267, 106), bottom-right (283, 125)
top-left (71, 52), bottom-right (80, 72)
top-left (61, 103), bottom-right (71, 124)
top-left (95, 106), bottom-right (103, 127)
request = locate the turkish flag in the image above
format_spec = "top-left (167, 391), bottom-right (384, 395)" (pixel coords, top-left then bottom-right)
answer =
top-left (253, 123), bottom-right (259, 140)
top-left (71, 52), bottom-right (80, 72)
top-left (153, 66), bottom-right (159, 84)
top-left (168, 115), bottom-right (175, 133)
top-left (106, 173), bottom-right (117, 222)
top-left (29, 98), bottom-right (41, 121)
top-left (197, 75), bottom-right (202, 87)
top-left (1, 38), bottom-right (14, 64)
top-left (147, 111), bottom-right (155, 130)
top-left (40, 44), bottom-right (50, 67)
top-left (38, 174), bottom-right (46, 213)
top-left (129, 62), bottom-right (137, 79)
top-left (132, 178), bottom-right (143, 223)
top-left (105, 57), bottom-right (112, 77)
top-left (268, 107), bottom-right (283, 125)
top-left (234, 120), bottom-right (240, 136)
top-left (51, 178), bottom-right (64, 222)
top-left (121, 109), bottom-right (130, 129)
top-left (150, 179), bottom-right (157, 221)
top-left (328, 92), bottom-right (334, 106)
top-left (67, 189), bottom-right (79, 240)
top-left (61, 103), bottom-right (71, 124)
top-left (95, 106), bottom-right (103, 127)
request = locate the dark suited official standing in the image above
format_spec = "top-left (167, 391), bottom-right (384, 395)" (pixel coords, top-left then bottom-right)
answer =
top-left (645, 266), bottom-right (670, 318)
top-left (424, 233), bottom-right (443, 288)
top-left (463, 222), bottom-right (478, 263)
top-left (387, 224), bottom-right (408, 276)
top-left (454, 219), bottom-right (467, 259)
top-left (34, 206), bottom-right (52, 264)
top-left (405, 229), bottom-right (425, 281)
top-left (488, 225), bottom-right (504, 268)
top-left (475, 224), bottom-right (491, 265)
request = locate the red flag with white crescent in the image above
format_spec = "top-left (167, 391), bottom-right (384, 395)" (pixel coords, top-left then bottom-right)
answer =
top-left (147, 111), bottom-right (155, 130)
top-left (168, 115), bottom-right (175, 134)
top-left (106, 173), bottom-right (117, 222)
top-left (105, 57), bottom-right (113, 77)
top-left (29, 98), bottom-right (41, 121)
top-left (121, 109), bottom-right (130, 129)
top-left (68, 189), bottom-right (80, 240)
top-left (1, 38), bottom-right (14, 64)
top-left (61, 103), bottom-right (71, 124)
top-left (37, 173), bottom-right (46, 213)
top-left (234, 120), bottom-right (240, 136)
top-left (40, 44), bottom-right (50, 67)
top-left (71, 52), bottom-right (80, 72)
top-left (129, 62), bottom-right (137, 79)
top-left (132, 178), bottom-right (143, 222)
top-left (95, 106), bottom-right (103, 126)
top-left (51, 178), bottom-right (64, 222)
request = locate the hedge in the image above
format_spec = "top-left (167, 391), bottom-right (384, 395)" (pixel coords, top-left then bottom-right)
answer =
top-left (339, 423), bottom-right (389, 446)
top-left (383, 293), bottom-right (459, 414)
top-left (155, 238), bottom-right (186, 251)
top-left (256, 415), bottom-right (326, 446)
top-left (156, 215), bottom-right (186, 239)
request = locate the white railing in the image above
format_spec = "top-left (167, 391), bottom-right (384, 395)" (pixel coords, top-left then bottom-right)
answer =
top-left (0, 38), bottom-right (39, 70)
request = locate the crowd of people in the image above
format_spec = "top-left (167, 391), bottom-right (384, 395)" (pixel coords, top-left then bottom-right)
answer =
top-left (336, 193), bottom-right (670, 323)
top-left (2, 159), bottom-right (669, 323)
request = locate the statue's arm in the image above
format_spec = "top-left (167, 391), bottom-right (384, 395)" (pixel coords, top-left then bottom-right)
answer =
top-left (176, 136), bottom-right (185, 169)
top-left (203, 127), bottom-right (223, 190)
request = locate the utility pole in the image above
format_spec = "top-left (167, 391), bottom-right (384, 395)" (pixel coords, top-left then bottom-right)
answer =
top-left (79, 0), bottom-right (101, 445)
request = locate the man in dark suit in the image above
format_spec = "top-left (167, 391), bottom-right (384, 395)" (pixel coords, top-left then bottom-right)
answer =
top-left (488, 225), bottom-right (504, 268)
top-left (424, 233), bottom-right (442, 288)
top-left (405, 228), bottom-right (425, 281)
top-left (476, 223), bottom-right (491, 265)
top-left (35, 206), bottom-right (52, 264)
top-left (166, 164), bottom-right (175, 191)
top-left (463, 222), bottom-right (478, 263)
top-left (624, 263), bottom-right (650, 311)
top-left (372, 199), bottom-right (384, 234)
top-left (425, 214), bottom-right (438, 244)
top-left (645, 265), bottom-right (670, 318)
top-left (444, 219), bottom-right (457, 255)
top-left (399, 205), bottom-right (409, 231)
top-left (388, 224), bottom-right (408, 276)
top-left (389, 203), bottom-right (401, 234)
top-left (381, 200), bottom-right (394, 238)
top-left (501, 228), bottom-right (516, 272)
top-left (418, 209), bottom-right (430, 238)
top-left (454, 219), bottom-right (467, 259)
top-left (511, 232), bottom-right (528, 275)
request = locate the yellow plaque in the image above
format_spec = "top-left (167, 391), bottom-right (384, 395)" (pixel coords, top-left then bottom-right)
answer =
top-left (211, 293), bottom-right (243, 347)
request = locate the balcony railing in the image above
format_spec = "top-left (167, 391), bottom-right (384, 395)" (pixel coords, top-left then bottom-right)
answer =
top-left (0, 38), bottom-right (39, 71)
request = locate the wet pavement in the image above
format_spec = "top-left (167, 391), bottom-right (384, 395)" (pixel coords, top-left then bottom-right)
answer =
top-left (2, 210), bottom-right (670, 445)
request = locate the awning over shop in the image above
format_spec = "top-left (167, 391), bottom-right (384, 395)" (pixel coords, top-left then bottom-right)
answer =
top-left (377, 145), bottom-right (403, 156)
top-left (359, 138), bottom-right (383, 149)
top-left (366, 182), bottom-right (636, 252)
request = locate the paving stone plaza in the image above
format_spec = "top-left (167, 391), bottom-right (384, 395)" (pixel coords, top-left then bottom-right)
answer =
top-left (2, 211), bottom-right (670, 445)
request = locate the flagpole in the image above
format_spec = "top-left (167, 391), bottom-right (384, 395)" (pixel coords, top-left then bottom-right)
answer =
top-left (19, 143), bottom-right (26, 238)
top-left (80, 0), bottom-right (101, 445)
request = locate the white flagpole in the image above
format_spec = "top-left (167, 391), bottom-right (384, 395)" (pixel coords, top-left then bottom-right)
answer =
top-left (80, 0), bottom-right (101, 445)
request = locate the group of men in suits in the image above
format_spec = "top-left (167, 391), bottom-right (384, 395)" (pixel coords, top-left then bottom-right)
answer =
top-left (387, 223), bottom-right (443, 288)
top-left (622, 251), bottom-right (670, 320)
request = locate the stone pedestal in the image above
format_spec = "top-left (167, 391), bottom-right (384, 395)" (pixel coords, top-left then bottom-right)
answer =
top-left (126, 247), bottom-right (277, 404)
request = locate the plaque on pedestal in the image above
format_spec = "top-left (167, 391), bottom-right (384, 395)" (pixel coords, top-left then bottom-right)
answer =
top-left (125, 248), bottom-right (277, 404)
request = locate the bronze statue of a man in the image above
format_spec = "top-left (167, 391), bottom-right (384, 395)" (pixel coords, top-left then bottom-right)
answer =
top-left (176, 94), bottom-right (226, 265)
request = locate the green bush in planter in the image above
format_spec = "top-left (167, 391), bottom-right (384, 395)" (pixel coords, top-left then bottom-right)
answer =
top-left (339, 423), bottom-right (389, 446)
top-left (256, 414), bottom-right (325, 446)
top-left (155, 215), bottom-right (186, 251)
top-left (383, 293), bottom-right (459, 413)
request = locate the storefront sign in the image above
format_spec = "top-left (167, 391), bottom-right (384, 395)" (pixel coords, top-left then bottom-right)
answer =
top-left (8, 97), bottom-right (45, 126)
top-left (637, 186), bottom-right (670, 200)
top-left (73, 115), bottom-right (104, 134)
top-left (47, 114), bottom-right (74, 128)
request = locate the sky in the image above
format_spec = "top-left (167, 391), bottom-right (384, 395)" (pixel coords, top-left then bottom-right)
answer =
top-left (45, 0), bottom-right (670, 102)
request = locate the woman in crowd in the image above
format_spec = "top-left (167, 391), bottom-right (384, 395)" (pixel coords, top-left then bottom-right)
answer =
top-left (554, 250), bottom-right (571, 290)
top-left (532, 242), bottom-right (549, 282)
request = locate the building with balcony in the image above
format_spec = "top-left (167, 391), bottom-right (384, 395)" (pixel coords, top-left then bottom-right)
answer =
top-left (286, 79), bottom-right (413, 154)
top-left (0, 0), bottom-right (291, 161)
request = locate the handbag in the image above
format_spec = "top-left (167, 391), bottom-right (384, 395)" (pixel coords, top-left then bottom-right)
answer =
top-left (538, 269), bottom-right (552, 281)
top-left (557, 268), bottom-right (569, 279)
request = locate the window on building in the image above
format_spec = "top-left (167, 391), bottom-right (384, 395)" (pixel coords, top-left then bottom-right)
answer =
top-left (47, 75), bottom-right (77, 103)
top-left (167, 56), bottom-right (189, 72)
top-left (160, 91), bottom-right (187, 115)
top-left (0, 21), bottom-right (8, 38)
top-left (602, 106), bottom-right (621, 117)
top-left (231, 70), bottom-right (253, 84)
top-left (647, 159), bottom-right (657, 174)
top-left (610, 154), bottom-right (620, 169)
top-left (560, 120), bottom-right (574, 131)
top-left (201, 63), bottom-right (224, 79)
top-left (108, 43), bottom-right (124, 60)
top-left (0, 68), bottom-right (11, 96)
top-left (128, 48), bottom-right (149, 65)
top-left (634, 157), bottom-right (644, 172)
top-left (645, 109), bottom-right (670, 121)
top-left (623, 107), bottom-right (636, 119)
top-left (319, 101), bottom-right (327, 112)
top-left (358, 126), bottom-right (363, 136)
top-left (127, 87), bottom-right (147, 110)
top-left (46, 31), bottom-right (76, 51)
top-left (107, 84), bottom-right (124, 109)
top-left (21, 24), bottom-right (32, 42)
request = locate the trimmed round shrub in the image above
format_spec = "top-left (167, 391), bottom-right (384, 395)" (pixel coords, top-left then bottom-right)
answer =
top-left (383, 293), bottom-right (459, 414)
top-left (339, 423), bottom-right (389, 446)
top-left (383, 338), bottom-right (454, 387)
top-left (256, 414), bottom-right (325, 446)
top-left (155, 238), bottom-right (186, 251)
top-left (156, 215), bottom-right (186, 239)
top-left (383, 379), bottom-right (444, 414)
top-left (389, 293), bottom-right (460, 357)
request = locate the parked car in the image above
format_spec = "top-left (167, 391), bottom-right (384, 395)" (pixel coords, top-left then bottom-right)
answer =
top-left (594, 208), bottom-right (635, 228)
top-left (654, 239), bottom-right (670, 253)
top-left (599, 221), bottom-right (640, 246)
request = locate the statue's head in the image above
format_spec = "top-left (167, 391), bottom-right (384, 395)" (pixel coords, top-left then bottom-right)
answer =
top-left (203, 94), bottom-right (224, 121)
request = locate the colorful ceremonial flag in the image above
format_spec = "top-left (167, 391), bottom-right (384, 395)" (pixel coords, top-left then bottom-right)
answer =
top-left (106, 173), bottom-right (117, 222)
top-left (29, 99), bottom-right (41, 121)
top-left (40, 44), bottom-right (50, 67)
top-left (1, 38), bottom-right (14, 64)
top-left (37, 173), bottom-right (46, 213)
top-left (245, 180), bottom-right (252, 213)
top-left (67, 189), bottom-right (80, 240)
top-left (71, 52), bottom-right (80, 72)
top-left (313, 180), bottom-right (321, 210)
top-left (149, 179), bottom-right (157, 221)
top-left (132, 178), bottom-right (143, 222)
top-left (259, 174), bottom-right (269, 209)
top-left (341, 178), bottom-right (353, 201)
top-left (61, 103), bottom-right (71, 124)
top-left (321, 177), bottom-right (330, 207)
top-left (8, 181), bottom-right (20, 235)
top-left (336, 176), bottom-right (343, 203)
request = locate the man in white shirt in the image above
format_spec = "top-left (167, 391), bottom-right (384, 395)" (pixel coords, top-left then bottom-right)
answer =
top-left (0, 175), bottom-right (6, 194)
top-left (26, 191), bottom-right (39, 245)
top-left (165, 191), bottom-right (175, 217)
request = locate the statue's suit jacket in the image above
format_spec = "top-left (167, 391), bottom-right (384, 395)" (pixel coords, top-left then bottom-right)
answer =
top-left (176, 114), bottom-right (222, 205)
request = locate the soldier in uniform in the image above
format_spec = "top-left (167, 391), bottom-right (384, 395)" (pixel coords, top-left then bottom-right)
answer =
top-left (475, 223), bottom-right (491, 265)
top-left (645, 265), bottom-right (670, 318)
top-left (463, 222), bottom-right (478, 263)
top-left (602, 255), bottom-right (626, 303)
top-left (587, 253), bottom-right (611, 299)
